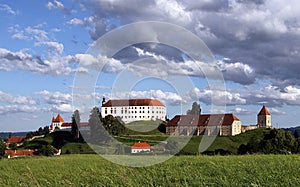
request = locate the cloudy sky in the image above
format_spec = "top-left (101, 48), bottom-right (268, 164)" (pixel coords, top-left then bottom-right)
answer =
top-left (1, 0), bottom-right (300, 131)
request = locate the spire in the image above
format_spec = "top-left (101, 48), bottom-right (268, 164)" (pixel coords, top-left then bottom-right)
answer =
top-left (258, 105), bottom-right (270, 115)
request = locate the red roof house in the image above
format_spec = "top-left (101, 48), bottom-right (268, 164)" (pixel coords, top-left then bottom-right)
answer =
top-left (5, 149), bottom-right (38, 158)
top-left (131, 142), bottom-right (151, 153)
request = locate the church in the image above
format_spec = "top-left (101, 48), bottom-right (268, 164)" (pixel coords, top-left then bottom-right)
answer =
top-left (166, 106), bottom-right (272, 136)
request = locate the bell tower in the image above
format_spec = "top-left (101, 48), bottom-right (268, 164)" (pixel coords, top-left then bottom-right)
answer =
top-left (257, 106), bottom-right (271, 128)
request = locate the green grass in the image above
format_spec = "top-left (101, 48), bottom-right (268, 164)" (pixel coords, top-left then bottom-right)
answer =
top-left (0, 154), bottom-right (299, 186)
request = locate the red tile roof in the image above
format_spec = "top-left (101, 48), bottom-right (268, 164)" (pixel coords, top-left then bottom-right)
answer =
top-left (258, 106), bottom-right (271, 115)
top-left (167, 114), bottom-right (240, 127)
top-left (53, 114), bottom-right (64, 122)
top-left (7, 136), bottom-right (25, 143)
top-left (5, 150), bottom-right (37, 157)
top-left (102, 99), bottom-right (165, 107)
top-left (61, 122), bottom-right (72, 127)
top-left (131, 142), bottom-right (151, 149)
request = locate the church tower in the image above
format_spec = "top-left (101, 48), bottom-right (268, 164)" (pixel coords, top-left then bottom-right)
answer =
top-left (257, 106), bottom-right (271, 128)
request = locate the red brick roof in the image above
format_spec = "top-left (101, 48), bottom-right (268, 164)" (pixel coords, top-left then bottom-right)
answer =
top-left (5, 150), bottom-right (37, 157)
top-left (102, 99), bottom-right (165, 107)
top-left (53, 114), bottom-right (64, 122)
top-left (258, 106), bottom-right (271, 115)
top-left (167, 114), bottom-right (240, 127)
top-left (7, 136), bottom-right (25, 143)
top-left (131, 142), bottom-right (151, 149)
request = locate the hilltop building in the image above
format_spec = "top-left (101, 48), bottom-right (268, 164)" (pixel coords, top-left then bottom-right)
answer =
top-left (242, 105), bottom-right (272, 132)
top-left (166, 114), bottom-right (242, 136)
top-left (167, 106), bottom-right (272, 136)
top-left (101, 98), bottom-right (166, 124)
top-left (49, 114), bottom-right (89, 133)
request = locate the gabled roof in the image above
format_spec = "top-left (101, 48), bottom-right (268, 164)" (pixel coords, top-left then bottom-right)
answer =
top-left (258, 106), bottom-right (271, 115)
top-left (102, 99), bottom-right (165, 107)
top-left (167, 114), bottom-right (240, 127)
top-left (7, 136), bottom-right (25, 143)
top-left (131, 142), bottom-right (151, 149)
top-left (53, 114), bottom-right (64, 122)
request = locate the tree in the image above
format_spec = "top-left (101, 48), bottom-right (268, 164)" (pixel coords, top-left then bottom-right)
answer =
top-left (186, 102), bottom-right (201, 115)
top-left (71, 110), bottom-right (80, 140)
top-left (9, 142), bottom-right (17, 150)
top-left (40, 145), bottom-right (57, 156)
top-left (89, 107), bottom-right (108, 145)
top-left (165, 139), bottom-right (179, 154)
top-left (0, 141), bottom-right (6, 157)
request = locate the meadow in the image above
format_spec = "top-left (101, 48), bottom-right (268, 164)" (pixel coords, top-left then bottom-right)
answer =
top-left (0, 154), bottom-right (299, 186)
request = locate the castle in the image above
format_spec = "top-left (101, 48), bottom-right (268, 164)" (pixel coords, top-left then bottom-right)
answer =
top-left (101, 98), bottom-right (166, 124)
top-left (166, 106), bottom-right (272, 136)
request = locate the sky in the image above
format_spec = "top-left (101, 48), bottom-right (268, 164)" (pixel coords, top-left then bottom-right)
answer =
top-left (1, 0), bottom-right (300, 131)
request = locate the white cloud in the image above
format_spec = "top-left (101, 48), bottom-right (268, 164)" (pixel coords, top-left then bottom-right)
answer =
top-left (230, 107), bottom-right (253, 115)
top-left (0, 4), bottom-right (17, 15)
top-left (67, 18), bottom-right (84, 26)
top-left (35, 90), bottom-right (72, 105)
top-left (35, 41), bottom-right (64, 54)
top-left (0, 105), bottom-right (45, 115)
top-left (188, 87), bottom-right (246, 106)
top-left (0, 90), bottom-right (37, 105)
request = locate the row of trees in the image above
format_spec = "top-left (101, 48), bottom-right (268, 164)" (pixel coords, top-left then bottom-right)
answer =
top-left (238, 129), bottom-right (300, 154)
top-left (70, 107), bottom-right (125, 145)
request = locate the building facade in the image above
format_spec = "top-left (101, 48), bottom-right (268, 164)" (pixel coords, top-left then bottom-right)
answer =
top-left (257, 105), bottom-right (272, 128)
top-left (166, 114), bottom-right (242, 136)
top-left (131, 142), bottom-right (151, 153)
top-left (101, 99), bottom-right (166, 124)
top-left (49, 114), bottom-right (89, 133)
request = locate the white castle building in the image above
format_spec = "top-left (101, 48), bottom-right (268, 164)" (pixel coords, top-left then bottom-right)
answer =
top-left (101, 98), bottom-right (166, 124)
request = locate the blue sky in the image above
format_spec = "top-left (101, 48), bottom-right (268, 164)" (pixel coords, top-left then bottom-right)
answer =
top-left (1, 0), bottom-right (300, 131)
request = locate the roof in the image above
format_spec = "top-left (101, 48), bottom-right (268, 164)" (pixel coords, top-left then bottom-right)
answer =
top-left (53, 114), bottom-right (64, 122)
top-left (79, 122), bottom-right (89, 126)
top-left (7, 136), bottom-right (25, 143)
top-left (5, 150), bottom-right (37, 157)
top-left (131, 142), bottom-right (151, 149)
top-left (61, 122), bottom-right (72, 127)
top-left (102, 99), bottom-right (165, 107)
top-left (258, 106), bottom-right (271, 115)
top-left (167, 114), bottom-right (240, 127)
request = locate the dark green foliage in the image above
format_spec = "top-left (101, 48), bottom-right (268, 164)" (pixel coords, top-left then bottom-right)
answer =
top-left (9, 142), bottom-right (17, 150)
top-left (0, 141), bottom-right (6, 157)
top-left (157, 122), bottom-right (166, 133)
top-left (102, 115), bottom-right (125, 136)
top-left (238, 129), bottom-right (298, 154)
top-left (71, 110), bottom-right (80, 140)
top-left (26, 126), bottom-right (49, 139)
top-left (39, 145), bottom-right (57, 156)
top-left (186, 102), bottom-right (201, 115)
top-left (88, 107), bottom-right (109, 145)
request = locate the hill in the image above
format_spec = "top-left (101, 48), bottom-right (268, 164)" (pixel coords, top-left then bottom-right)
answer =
top-left (0, 154), bottom-right (299, 186)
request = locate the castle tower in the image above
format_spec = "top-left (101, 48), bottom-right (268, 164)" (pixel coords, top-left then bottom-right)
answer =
top-left (257, 106), bottom-right (271, 128)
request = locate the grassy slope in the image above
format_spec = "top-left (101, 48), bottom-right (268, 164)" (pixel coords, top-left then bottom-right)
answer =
top-left (0, 154), bottom-right (299, 186)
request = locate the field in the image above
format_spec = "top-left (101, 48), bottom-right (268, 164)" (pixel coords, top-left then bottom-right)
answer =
top-left (0, 154), bottom-right (300, 186)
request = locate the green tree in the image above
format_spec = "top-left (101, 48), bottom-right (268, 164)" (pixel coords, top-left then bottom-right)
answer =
top-left (40, 145), bottom-right (57, 156)
top-left (9, 142), bottom-right (17, 150)
top-left (0, 141), bottom-right (6, 157)
top-left (71, 110), bottom-right (80, 140)
top-left (186, 102), bottom-right (201, 115)
top-left (89, 107), bottom-right (108, 145)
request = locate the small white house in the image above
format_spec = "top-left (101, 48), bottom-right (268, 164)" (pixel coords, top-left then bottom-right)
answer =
top-left (131, 142), bottom-right (151, 154)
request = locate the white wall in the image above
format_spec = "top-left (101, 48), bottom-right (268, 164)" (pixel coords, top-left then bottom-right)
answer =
top-left (101, 106), bottom-right (166, 123)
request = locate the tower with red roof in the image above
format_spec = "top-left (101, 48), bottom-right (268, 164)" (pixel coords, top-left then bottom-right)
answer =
top-left (257, 105), bottom-right (272, 128)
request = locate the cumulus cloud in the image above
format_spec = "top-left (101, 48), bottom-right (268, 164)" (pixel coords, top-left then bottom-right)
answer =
top-left (35, 41), bottom-right (64, 54)
top-left (230, 107), bottom-right (254, 115)
top-left (75, 0), bottom-right (300, 89)
top-left (35, 90), bottom-right (72, 105)
top-left (0, 90), bottom-right (37, 105)
top-left (0, 48), bottom-right (75, 75)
